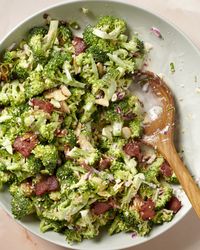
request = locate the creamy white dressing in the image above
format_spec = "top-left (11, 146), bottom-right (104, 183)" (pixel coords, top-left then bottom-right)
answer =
top-left (130, 80), bottom-right (163, 123)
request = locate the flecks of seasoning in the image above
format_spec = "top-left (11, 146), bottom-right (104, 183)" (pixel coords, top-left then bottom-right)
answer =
top-left (180, 84), bottom-right (185, 88)
top-left (150, 27), bottom-right (164, 39)
top-left (179, 98), bottom-right (183, 102)
top-left (170, 62), bottom-right (175, 73)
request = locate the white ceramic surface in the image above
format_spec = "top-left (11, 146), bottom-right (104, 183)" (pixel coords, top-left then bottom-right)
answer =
top-left (0, 1), bottom-right (200, 250)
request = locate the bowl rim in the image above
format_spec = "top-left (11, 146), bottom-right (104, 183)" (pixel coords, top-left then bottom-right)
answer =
top-left (1, 0), bottom-right (198, 249)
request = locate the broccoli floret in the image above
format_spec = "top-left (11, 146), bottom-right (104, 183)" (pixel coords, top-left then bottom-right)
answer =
top-left (74, 209), bottom-right (99, 240)
top-left (28, 21), bottom-right (58, 62)
top-left (110, 161), bottom-right (133, 183)
top-left (56, 129), bottom-right (77, 149)
top-left (102, 95), bottom-right (140, 125)
top-left (24, 71), bottom-right (47, 99)
top-left (8, 81), bottom-right (26, 106)
top-left (42, 51), bottom-right (84, 89)
top-left (67, 147), bottom-right (100, 165)
top-left (0, 80), bottom-right (26, 106)
top-left (43, 51), bottom-right (72, 80)
top-left (38, 112), bottom-right (61, 142)
top-left (139, 183), bottom-right (155, 200)
top-left (28, 26), bottom-right (48, 63)
top-left (57, 25), bottom-right (73, 46)
top-left (155, 183), bottom-right (173, 210)
top-left (12, 63), bottom-right (29, 80)
top-left (89, 69), bottom-right (118, 107)
top-left (40, 217), bottom-right (66, 233)
top-left (80, 93), bottom-right (97, 123)
top-left (10, 183), bottom-right (35, 219)
top-left (163, 172), bottom-right (179, 184)
top-left (75, 52), bottom-right (99, 83)
top-left (129, 118), bottom-right (142, 138)
top-left (0, 171), bottom-right (13, 190)
top-left (107, 49), bottom-right (135, 77)
top-left (107, 138), bottom-right (126, 159)
top-left (109, 210), bottom-right (151, 236)
top-left (83, 21), bottom-right (119, 63)
top-left (121, 35), bottom-right (145, 54)
top-left (0, 150), bottom-right (41, 182)
top-left (3, 50), bottom-right (17, 63)
top-left (31, 193), bottom-right (54, 217)
top-left (39, 123), bottom-right (59, 142)
top-left (144, 157), bottom-right (164, 184)
top-left (56, 161), bottom-right (79, 188)
top-left (121, 173), bottom-right (145, 206)
top-left (152, 209), bottom-right (174, 224)
top-left (33, 144), bottom-right (59, 175)
top-left (87, 46), bottom-right (109, 63)
top-left (65, 229), bottom-right (82, 243)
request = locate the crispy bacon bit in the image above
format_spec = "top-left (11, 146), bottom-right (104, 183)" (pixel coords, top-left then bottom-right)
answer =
top-left (99, 157), bottom-right (111, 171)
top-left (72, 37), bottom-right (87, 55)
top-left (122, 112), bottom-right (135, 121)
top-left (31, 98), bottom-right (54, 114)
top-left (35, 176), bottom-right (59, 196)
top-left (80, 161), bottom-right (93, 172)
top-left (139, 199), bottom-right (156, 220)
top-left (160, 161), bottom-right (173, 177)
top-left (167, 196), bottom-right (182, 213)
top-left (13, 132), bottom-right (38, 157)
top-left (123, 141), bottom-right (142, 161)
top-left (91, 199), bottom-right (115, 215)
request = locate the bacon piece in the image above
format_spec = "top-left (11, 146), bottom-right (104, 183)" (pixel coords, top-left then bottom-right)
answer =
top-left (72, 37), bottom-right (87, 55)
top-left (122, 112), bottom-right (135, 121)
top-left (35, 176), bottom-right (59, 196)
top-left (91, 200), bottom-right (114, 215)
top-left (160, 161), bottom-right (173, 177)
top-left (13, 132), bottom-right (38, 157)
top-left (167, 196), bottom-right (182, 213)
top-left (123, 141), bottom-right (142, 161)
top-left (31, 98), bottom-right (54, 114)
top-left (99, 157), bottom-right (111, 171)
top-left (139, 199), bottom-right (156, 220)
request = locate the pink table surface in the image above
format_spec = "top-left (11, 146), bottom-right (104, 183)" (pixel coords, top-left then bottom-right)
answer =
top-left (1, 0), bottom-right (200, 250)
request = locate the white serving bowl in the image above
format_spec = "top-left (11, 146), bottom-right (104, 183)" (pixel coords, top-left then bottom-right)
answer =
top-left (1, 1), bottom-right (200, 249)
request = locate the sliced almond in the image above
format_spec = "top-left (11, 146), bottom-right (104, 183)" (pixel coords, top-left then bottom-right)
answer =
top-left (97, 62), bottom-right (105, 77)
top-left (60, 101), bottom-right (70, 114)
top-left (60, 85), bottom-right (71, 97)
top-left (75, 122), bottom-right (82, 137)
top-left (45, 89), bottom-right (67, 101)
top-left (95, 98), bottom-right (109, 107)
top-left (50, 99), bottom-right (61, 108)
top-left (122, 127), bottom-right (132, 139)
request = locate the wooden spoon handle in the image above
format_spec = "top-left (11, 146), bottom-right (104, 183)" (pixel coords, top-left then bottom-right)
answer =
top-left (159, 142), bottom-right (200, 218)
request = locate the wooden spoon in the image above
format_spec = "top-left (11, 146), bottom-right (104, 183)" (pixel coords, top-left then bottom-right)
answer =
top-left (141, 71), bottom-right (200, 218)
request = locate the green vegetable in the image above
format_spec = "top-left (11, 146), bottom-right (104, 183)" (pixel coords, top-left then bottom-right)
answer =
top-left (33, 144), bottom-right (59, 175)
top-left (0, 14), bottom-right (180, 244)
top-left (170, 62), bottom-right (175, 73)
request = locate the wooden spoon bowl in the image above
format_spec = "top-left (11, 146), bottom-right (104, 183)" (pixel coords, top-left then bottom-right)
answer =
top-left (140, 71), bottom-right (200, 218)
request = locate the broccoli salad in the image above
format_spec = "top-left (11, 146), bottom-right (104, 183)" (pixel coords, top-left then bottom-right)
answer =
top-left (0, 15), bottom-right (182, 243)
